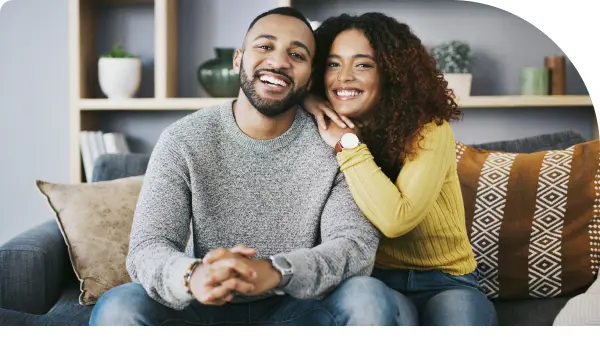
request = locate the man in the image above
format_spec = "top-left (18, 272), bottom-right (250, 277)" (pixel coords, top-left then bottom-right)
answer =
top-left (89, 7), bottom-right (402, 326)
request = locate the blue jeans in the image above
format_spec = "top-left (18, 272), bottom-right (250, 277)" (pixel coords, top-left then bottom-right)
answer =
top-left (89, 276), bottom-right (413, 326)
top-left (371, 268), bottom-right (498, 326)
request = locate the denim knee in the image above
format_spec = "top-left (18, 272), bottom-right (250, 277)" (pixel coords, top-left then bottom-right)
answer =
top-left (327, 276), bottom-right (405, 326)
top-left (423, 288), bottom-right (498, 326)
top-left (89, 283), bottom-right (154, 326)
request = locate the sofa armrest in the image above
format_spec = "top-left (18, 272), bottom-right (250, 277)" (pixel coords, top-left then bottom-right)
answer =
top-left (0, 219), bottom-right (68, 314)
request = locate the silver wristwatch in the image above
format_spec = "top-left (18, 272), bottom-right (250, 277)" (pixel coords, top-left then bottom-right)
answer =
top-left (270, 255), bottom-right (293, 292)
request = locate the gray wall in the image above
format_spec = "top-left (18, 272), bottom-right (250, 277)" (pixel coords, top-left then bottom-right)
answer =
top-left (0, 0), bottom-right (594, 242)
top-left (0, 0), bottom-right (69, 243)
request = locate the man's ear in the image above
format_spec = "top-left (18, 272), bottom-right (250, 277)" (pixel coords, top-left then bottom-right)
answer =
top-left (233, 49), bottom-right (243, 74)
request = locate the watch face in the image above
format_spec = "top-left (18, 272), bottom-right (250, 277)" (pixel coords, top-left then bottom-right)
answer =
top-left (341, 133), bottom-right (360, 149)
top-left (273, 256), bottom-right (292, 270)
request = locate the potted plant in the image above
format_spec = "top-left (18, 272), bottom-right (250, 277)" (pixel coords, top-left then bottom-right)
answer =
top-left (98, 44), bottom-right (141, 99)
top-left (430, 41), bottom-right (473, 100)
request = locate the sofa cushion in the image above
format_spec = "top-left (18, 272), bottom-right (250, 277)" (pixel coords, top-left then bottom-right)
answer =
top-left (35, 176), bottom-right (144, 305)
top-left (456, 139), bottom-right (600, 300)
top-left (472, 131), bottom-right (586, 154)
top-left (92, 153), bottom-right (150, 183)
top-left (493, 297), bottom-right (571, 326)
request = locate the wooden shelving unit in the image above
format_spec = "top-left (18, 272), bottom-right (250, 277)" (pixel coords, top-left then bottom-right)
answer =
top-left (68, 0), bottom-right (597, 183)
top-left (78, 95), bottom-right (593, 111)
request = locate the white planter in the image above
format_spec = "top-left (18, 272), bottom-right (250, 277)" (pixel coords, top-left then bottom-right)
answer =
top-left (98, 57), bottom-right (141, 99)
top-left (444, 73), bottom-right (472, 101)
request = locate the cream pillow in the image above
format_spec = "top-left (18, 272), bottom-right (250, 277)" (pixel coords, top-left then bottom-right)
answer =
top-left (36, 176), bottom-right (144, 305)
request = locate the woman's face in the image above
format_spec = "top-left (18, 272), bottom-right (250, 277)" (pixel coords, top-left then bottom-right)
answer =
top-left (324, 29), bottom-right (381, 122)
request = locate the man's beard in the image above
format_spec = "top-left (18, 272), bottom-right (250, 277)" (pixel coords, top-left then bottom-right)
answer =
top-left (239, 58), bottom-right (309, 117)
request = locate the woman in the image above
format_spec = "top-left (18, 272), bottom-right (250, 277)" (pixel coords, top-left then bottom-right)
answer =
top-left (303, 12), bottom-right (498, 326)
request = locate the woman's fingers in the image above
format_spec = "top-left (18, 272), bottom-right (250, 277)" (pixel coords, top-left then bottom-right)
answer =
top-left (322, 106), bottom-right (353, 129)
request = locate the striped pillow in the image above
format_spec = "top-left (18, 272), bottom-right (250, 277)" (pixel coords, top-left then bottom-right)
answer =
top-left (455, 140), bottom-right (600, 300)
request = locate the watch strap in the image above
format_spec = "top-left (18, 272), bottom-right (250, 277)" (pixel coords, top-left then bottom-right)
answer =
top-left (270, 256), bottom-right (293, 288)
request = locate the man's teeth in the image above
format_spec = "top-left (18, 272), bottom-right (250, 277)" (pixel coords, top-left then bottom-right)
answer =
top-left (336, 90), bottom-right (362, 97)
top-left (260, 75), bottom-right (287, 87)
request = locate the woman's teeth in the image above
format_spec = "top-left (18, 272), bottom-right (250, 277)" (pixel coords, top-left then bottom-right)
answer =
top-left (335, 90), bottom-right (362, 97)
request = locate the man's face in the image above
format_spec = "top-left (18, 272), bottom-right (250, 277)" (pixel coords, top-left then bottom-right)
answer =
top-left (234, 14), bottom-right (315, 117)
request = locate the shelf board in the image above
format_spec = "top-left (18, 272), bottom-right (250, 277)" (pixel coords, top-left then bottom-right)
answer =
top-left (97, 0), bottom-right (155, 5)
top-left (79, 95), bottom-right (594, 111)
top-left (457, 95), bottom-right (593, 108)
top-left (79, 98), bottom-right (235, 110)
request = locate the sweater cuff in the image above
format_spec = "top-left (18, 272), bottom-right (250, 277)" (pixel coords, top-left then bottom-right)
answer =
top-left (336, 144), bottom-right (374, 172)
top-left (274, 249), bottom-right (312, 299)
top-left (165, 255), bottom-right (200, 306)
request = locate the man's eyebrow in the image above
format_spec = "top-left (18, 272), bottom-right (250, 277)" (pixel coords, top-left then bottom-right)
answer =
top-left (328, 53), bottom-right (375, 61)
top-left (252, 34), bottom-right (312, 57)
top-left (253, 34), bottom-right (277, 42)
top-left (291, 41), bottom-right (311, 57)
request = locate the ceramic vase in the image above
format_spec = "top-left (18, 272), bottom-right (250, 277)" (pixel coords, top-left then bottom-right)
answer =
top-left (197, 48), bottom-right (240, 97)
top-left (444, 73), bottom-right (472, 101)
top-left (98, 57), bottom-right (141, 99)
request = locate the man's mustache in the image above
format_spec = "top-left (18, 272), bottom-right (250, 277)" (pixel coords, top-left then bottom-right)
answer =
top-left (254, 69), bottom-right (294, 86)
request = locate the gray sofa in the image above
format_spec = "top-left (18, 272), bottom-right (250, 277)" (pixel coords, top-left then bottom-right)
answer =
top-left (0, 130), bottom-right (590, 326)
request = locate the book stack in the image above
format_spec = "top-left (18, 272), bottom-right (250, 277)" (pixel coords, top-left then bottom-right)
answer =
top-left (79, 131), bottom-right (130, 182)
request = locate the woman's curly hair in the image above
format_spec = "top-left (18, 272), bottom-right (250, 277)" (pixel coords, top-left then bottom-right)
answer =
top-left (311, 12), bottom-right (462, 180)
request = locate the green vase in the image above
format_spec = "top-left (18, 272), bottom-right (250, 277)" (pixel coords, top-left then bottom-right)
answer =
top-left (197, 48), bottom-right (240, 97)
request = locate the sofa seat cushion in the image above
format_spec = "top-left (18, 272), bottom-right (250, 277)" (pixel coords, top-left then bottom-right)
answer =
top-left (0, 282), bottom-right (92, 326)
top-left (493, 297), bottom-right (570, 326)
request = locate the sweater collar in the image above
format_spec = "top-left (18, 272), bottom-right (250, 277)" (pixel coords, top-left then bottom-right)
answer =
top-left (220, 100), bottom-right (309, 153)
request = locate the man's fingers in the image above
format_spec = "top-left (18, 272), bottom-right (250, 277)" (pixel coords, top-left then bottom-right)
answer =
top-left (208, 258), bottom-right (256, 280)
top-left (220, 278), bottom-right (255, 295)
top-left (229, 245), bottom-right (257, 257)
top-left (205, 265), bottom-right (235, 286)
top-left (202, 248), bottom-right (230, 264)
top-left (204, 279), bottom-right (254, 303)
top-left (224, 258), bottom-right (257, 279)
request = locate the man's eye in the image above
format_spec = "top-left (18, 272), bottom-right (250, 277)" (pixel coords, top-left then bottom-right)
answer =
top-left (290, 53), bottom-right (305, 60)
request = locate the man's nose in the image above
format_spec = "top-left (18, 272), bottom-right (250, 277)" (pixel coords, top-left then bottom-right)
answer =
top-left (265, 50), bottom-right (291, 70)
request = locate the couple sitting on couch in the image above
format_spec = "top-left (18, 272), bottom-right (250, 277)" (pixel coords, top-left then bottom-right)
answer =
top-left (89, 6), bottom-right (498, 326)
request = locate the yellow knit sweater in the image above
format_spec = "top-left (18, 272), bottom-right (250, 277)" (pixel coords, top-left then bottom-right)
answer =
top-left (336, 120), bottom-right (477, 276)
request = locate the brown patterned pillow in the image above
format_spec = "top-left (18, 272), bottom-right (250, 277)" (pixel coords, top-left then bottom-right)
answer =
top-left (456, 140), bottom-right (600, 300)
top-left (36, 176), bottom-right (144, 305)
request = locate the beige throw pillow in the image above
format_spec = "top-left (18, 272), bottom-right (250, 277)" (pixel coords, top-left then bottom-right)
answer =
top-left (36, 176), bottom-right (144, 305)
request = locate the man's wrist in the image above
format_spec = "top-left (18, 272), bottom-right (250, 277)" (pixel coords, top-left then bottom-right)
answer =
top-left (183, 259), bottom-right (202, 297)
top-left (263, 259), bottom-right (282, 289)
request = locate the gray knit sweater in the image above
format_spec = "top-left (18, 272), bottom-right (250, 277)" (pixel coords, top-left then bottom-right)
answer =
top-left (126, 101), bottom-right (381, 310)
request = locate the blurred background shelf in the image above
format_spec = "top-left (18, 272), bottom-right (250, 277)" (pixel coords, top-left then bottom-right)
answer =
top-left (78, 95), bottom-right (594, 111)
top-left (79, 97), bottom-right (235, 110)
top-left (68, 0), bottom-right (597, 183)
top-left (457, 95), bottom-right (593, 108)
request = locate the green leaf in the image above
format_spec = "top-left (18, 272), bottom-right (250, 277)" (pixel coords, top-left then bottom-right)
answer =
top-left (101, 44), bottom-right (135, 58)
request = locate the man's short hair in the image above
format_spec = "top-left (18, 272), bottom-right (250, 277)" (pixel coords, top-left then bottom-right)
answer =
top-left (247, 6), bottom-right (314, 38)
